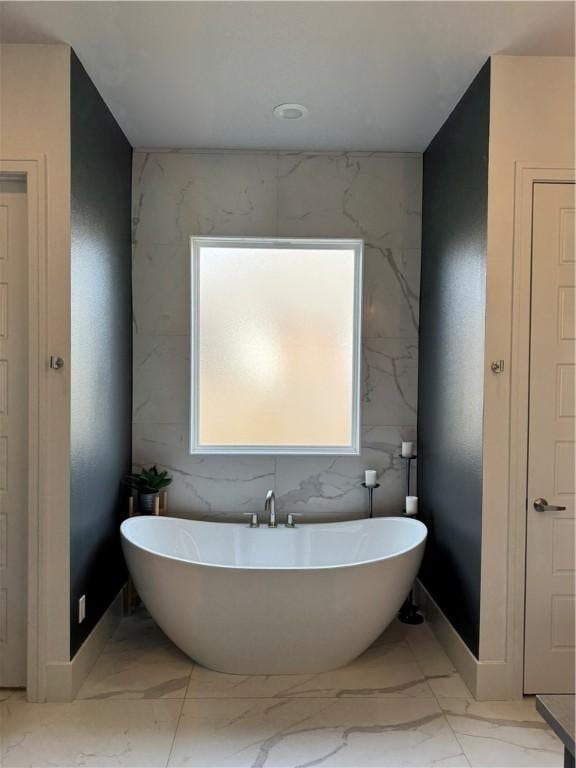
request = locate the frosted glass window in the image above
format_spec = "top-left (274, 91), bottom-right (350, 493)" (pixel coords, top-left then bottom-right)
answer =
top-left (190, 237), bottom-right (362, 454)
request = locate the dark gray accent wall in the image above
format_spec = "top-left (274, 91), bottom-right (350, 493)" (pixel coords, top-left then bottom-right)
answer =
top-left (417, 60), bottom-right (490, 657)
top-left (70, 51), bottom-right (132, 656)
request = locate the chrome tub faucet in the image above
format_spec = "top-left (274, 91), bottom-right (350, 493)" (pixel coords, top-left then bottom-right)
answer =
top-left (265, 490), bottom-right (276, 528)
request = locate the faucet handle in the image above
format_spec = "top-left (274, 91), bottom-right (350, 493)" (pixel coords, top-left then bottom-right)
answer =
top-left (285, 513), bottom-right (302, 528)
top-left (243, 512), bottom-right (259, 528)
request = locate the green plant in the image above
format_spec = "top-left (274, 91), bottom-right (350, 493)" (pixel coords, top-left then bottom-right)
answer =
top-left (124, 465), bottom-right (172, 494)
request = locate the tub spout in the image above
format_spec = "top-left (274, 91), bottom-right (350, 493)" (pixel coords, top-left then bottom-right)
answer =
top-left (265, 490), bottom-right (277, 528)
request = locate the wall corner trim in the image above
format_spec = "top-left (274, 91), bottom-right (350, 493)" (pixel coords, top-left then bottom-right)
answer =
top-left (43, 588), bottom-right (124, 703)
top-left (414, 580), bottom-right (522, 701)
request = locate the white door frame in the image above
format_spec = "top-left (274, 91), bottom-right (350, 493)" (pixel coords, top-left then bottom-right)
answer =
top-left (0, 156), bottom-right (49, 701)
top-left (507, 164), bottom-right (575, 698)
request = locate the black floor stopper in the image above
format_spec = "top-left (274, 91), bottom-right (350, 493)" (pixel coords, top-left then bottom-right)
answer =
top-left (398, 591), bottom-right (424, 624)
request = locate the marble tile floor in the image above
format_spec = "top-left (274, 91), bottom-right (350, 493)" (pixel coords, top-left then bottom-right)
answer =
top-left (0, 610), bottom-right (563, 768)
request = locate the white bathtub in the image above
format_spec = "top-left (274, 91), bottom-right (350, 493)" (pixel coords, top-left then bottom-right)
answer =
top-left (120, 515), bottom-right (427, 675)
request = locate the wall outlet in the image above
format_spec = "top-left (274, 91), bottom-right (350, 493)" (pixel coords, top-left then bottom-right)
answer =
top-left (78, 594), bottom-right (86, 624)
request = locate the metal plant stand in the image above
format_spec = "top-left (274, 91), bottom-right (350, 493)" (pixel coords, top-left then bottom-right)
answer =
top-left (398, 452), bottom-right (424, 625)
top-left (361, 482), bottom-right (380, 518)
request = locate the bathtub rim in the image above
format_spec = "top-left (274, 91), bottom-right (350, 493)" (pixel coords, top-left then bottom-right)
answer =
top-left (120, 515), bottom-right (427, 574)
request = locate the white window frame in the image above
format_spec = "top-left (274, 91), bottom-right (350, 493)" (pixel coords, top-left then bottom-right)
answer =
top-left (190, 236), bottom-right (363, 455)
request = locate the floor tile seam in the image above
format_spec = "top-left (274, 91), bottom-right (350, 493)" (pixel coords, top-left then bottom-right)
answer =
top-left (8, 696), bottom-right (189, 707)
top-left (440, 712), bottom-right (474, 768)
top-left (76, 694), bottom-right (191, 701)
top-left (183, 670), bottom-right (194, 700)
top-left (5, 694), bottom-right (450, 705)
top-left (164, 697), bottom-right (187, 768)
top-left (403, 646), bottom-right (440, 701)
top-left (182, 694), bottom-right (444, 701)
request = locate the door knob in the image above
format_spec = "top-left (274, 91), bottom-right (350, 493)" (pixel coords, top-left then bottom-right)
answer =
top-left (533, 498), bottom-right (567, 512)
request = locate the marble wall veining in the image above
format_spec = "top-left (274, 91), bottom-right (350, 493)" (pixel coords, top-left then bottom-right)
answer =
top-left (132, 150), bottom-right (422, 520)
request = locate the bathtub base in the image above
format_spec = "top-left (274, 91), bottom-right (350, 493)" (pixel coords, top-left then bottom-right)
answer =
top-left (155, 592), bottom-right (405, 676)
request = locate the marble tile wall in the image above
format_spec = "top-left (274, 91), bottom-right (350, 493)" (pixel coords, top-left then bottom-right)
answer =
top-left (132, 150), bottom-right (422, 520)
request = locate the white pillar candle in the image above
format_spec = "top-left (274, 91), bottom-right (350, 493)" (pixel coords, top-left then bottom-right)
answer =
top-left (405, 496), bottom-right (418, 515)
top-left (364, 470), bottom-right (377, 487)
top-left (401, 441), bottom-right (415, 458)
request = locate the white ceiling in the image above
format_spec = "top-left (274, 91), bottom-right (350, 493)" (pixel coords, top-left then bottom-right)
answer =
top-left (1, 1), bottom-right (573, 151)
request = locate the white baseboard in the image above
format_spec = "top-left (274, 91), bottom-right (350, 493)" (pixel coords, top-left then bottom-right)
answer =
top-left (44, 588), bottom-right (124, 702)
top-left (414, 580), bottom-right (520, 700)
top-left (414, 580), bottom-right (480, 696)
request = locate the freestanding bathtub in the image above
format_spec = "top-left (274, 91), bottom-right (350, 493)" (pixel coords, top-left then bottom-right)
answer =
top-left (120, 515), bottom-right (427, 675)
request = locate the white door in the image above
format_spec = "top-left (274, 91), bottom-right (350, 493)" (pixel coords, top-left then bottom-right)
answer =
top-left (524, 182), bottom-right (575, 693)
top-left (0, 185), bottom-right (28, 687)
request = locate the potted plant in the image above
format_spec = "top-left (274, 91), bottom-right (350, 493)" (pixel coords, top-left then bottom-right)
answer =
top-left (124, 465), bottom-right (172, 515)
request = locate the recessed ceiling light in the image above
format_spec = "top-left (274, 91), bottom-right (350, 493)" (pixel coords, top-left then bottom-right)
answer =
top-left (273, 103), bottom-right (309, 120)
